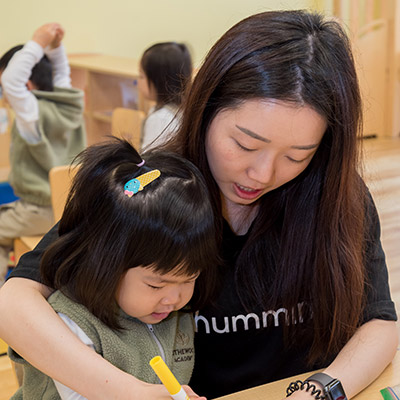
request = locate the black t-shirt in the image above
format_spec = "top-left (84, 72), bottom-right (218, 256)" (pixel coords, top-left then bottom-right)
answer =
top-left (9, 200), bottom-right (398, 399)
top-left (9, 223), bottom-right (59, 282)
top-left (189, 205), bottom-right (397, 398)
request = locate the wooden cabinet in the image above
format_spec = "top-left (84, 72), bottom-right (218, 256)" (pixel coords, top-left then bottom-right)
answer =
top-left (333, 0), bottom-right (398, 137)
top-left (69, 54), bottom-right (150, 145)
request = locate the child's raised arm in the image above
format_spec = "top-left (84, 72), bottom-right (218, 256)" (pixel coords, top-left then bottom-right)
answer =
top-left (32, 23), bottom-right (62, 49)
top-left (0, 278), bottom-right (205, 400)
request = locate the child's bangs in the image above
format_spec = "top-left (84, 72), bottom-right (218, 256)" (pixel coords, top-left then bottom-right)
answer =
top-left (122, 213), bottom-right (215, 278)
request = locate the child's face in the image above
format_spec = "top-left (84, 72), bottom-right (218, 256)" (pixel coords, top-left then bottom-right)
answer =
top-left (138, 67), bottom-right (156, 102)
top-left (116, 266), bottom-right (198, 324)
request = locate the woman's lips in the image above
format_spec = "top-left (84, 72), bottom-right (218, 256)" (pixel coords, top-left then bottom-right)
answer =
top-left (234, 183), bottom-right (263, 200)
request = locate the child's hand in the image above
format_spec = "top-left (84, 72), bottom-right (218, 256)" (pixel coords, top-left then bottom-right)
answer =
top-left (50, 25), bottom-right (65, 49)
top-left (182, 384), bottom-right (207, 399)
top-left (32, 23), bottom-right (63, 49)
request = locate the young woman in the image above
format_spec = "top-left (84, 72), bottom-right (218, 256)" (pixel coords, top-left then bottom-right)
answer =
top-left (138, 42), bottom-right (192, 150)
top-left (0, 10), bottom-right (397, 400)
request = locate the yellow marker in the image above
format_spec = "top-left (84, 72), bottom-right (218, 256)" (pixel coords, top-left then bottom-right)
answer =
top-left (149, 356), bottom-right (190, 400)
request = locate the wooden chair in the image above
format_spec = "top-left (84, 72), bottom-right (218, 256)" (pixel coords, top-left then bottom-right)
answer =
top-left (13, 164), bottom-right (78, 265)
top-left (111, 107), bottom-right (145, 150)
top-left (48, 164), bottom-right (78, 222)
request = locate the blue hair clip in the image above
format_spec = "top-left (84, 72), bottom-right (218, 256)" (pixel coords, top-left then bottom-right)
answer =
top-left (124, 169), bottom-right (161, 197)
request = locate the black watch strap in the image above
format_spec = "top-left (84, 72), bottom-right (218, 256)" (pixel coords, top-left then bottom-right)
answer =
top-left (306, 372), bottom-right (348, 400)
top-left (307, 372), bottom-right (335, 387)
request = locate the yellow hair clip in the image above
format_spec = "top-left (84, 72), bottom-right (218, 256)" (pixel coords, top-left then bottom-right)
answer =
top-left (124, 169), bottom-right (161, 197)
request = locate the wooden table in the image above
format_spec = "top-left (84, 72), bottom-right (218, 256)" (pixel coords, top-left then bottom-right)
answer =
top-left (215, 347), bottom-right (400, 399)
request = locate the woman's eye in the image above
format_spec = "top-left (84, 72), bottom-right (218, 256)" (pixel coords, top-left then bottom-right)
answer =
top-left (235, 140), bottom-right (255, 152)
top-left (286, 156), bottom-right (306, 164)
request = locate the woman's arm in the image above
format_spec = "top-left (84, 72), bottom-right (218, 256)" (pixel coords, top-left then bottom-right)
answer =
top-left (286, 319), bottom-right (398, 399)
top-left (0, 278), bottom-right (205, 400)
top-left (324, 318), bottom-right (398, 398)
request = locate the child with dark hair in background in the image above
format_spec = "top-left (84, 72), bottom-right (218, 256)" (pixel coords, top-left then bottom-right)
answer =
top-left (138, 42), bottom-right (192, 149)
top-left (9, 138), bottom-right (217, 399)
top-left (0, 23), bottom-right (86, 285)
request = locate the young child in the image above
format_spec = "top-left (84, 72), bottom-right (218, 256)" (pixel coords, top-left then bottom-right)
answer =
top-left (138, 42), bottom-right (192, 150)
top-left (8, 138), bottom-right (218, 399)
top-left (0, 23), bottom-right (86, 285)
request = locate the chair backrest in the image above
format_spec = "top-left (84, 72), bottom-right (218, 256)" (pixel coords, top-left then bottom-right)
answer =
top-left (111, 107), bottom-right (146, 150)
top-left (49, 165), bottom-right (78, 222)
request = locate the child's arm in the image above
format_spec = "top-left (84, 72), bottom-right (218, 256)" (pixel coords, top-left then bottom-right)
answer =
top-left (0, 278), bottom-right (205, 400)
top-left (44, 25), bottom-right (72, 89)
top-left (0, 40), bottom-right (42, 143)
top-left (0, 23), bottom-right (63, 144)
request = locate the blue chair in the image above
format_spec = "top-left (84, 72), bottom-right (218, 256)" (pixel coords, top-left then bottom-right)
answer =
top-left (0, 182), bottom-right (18, 205)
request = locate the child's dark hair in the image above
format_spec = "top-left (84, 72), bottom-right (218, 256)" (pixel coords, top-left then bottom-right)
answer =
top-left (141, 42), bottom-right (192, 107)
top-left (0, 44), bottom-right (53, 91)
top-left (40, 137), bottom-right (218, 329)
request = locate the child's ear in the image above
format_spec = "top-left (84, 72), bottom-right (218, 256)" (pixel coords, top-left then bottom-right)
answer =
top-left (26, 80), bottom-right (36, 91)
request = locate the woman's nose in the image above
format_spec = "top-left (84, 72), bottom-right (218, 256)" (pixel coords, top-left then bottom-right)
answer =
top-left (247, 155), bottom-right (275, 186)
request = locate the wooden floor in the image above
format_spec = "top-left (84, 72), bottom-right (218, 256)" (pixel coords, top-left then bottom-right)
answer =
top-left (362, 136), bottom-right (400, 318)
top-left (0, 136), bottom-right (399, 399)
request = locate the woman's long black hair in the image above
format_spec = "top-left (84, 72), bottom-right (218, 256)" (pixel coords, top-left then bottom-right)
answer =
top-left (167, 10), bottom-right (369, 364)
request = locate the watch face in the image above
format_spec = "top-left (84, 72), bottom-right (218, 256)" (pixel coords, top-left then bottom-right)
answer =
top-left (326, 380), bottom-right (347, 400)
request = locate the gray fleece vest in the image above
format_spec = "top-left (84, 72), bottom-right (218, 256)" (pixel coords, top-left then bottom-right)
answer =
top-left (9, 290), bottom-right (195, 399)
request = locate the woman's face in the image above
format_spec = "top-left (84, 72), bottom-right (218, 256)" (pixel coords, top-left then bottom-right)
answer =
top-left (205, 99), bottom-right (327, 214)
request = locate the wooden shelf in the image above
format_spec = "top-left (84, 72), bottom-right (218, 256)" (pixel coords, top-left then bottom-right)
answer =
top-left (69, 54), bottom-right (149, 145)
top-left (92, 110), bottom-right (113, 123)
top-left (69, 54), bottom-right (140, 78)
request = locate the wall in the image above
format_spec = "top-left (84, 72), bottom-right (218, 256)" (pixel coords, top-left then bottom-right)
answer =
top-left (0, 0), bottom-right (319, 67)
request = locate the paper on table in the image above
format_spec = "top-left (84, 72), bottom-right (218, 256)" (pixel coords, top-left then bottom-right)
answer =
top-left (380, 384), bottom-right (400, 400)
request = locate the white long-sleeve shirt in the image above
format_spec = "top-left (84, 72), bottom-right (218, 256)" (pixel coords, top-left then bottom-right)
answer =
top-left (141, 104), bottom-right (180, 150)
top-left (52, 313), bottom-right (95, 400)
top-left (0, 40), bottom-right (71, 144)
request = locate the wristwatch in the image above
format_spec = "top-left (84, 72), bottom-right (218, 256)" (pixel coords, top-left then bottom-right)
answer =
top-left (306, 372), bottom-right (348, 400)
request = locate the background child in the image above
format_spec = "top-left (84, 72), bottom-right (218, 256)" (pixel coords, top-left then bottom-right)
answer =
top-left (8, 138), bottom-right (218, 399)
top-left (138, 42), bottom-right (192, 150)
top-left (0, 23), bottom-right (86, 284)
